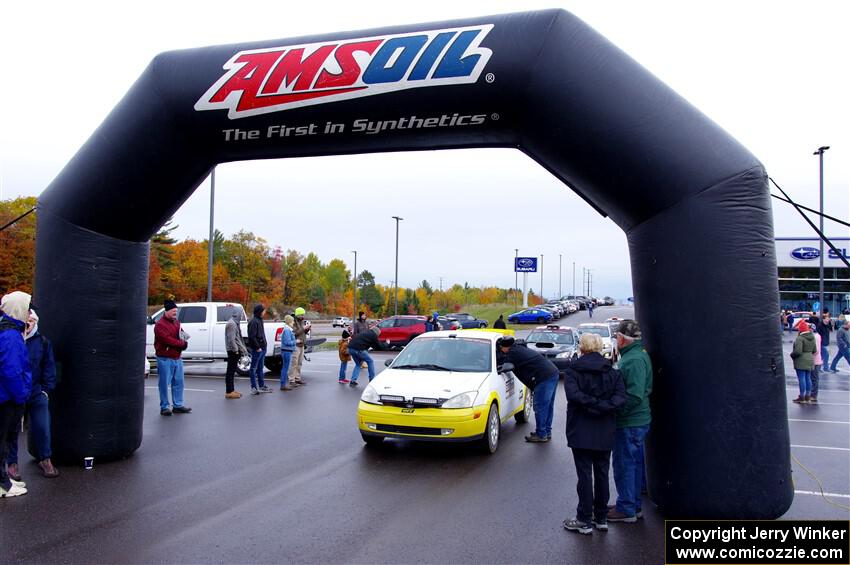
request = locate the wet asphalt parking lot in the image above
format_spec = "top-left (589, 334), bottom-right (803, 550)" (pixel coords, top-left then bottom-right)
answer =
top-left (4, 307), bottom-right (848, 564)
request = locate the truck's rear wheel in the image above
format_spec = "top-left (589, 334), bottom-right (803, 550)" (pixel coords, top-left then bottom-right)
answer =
top-left (236, 354), bottom-right (252, 376)
top-left (264, 356), bottom-right (283, 374)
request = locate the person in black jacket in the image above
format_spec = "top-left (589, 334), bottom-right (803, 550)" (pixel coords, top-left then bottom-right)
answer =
top-left (562, 333), bottom-right (626, 535)
top-left (6, 310), bottom-right (59, 480)
top-left (247, 304), bottom-right (272, 394)
top-left (493, 315), bottom-right (507, 329)
top-left (497, 336), bottom-right (560, 443)
top-left (347, 327), bottom-right (390, 387)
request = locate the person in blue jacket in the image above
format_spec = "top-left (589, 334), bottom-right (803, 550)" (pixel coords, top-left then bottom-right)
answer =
top-left (7, 310), bottom-right (58, 479)
top-left (279, 315), bottom-right (296, 390)
top-left (0, 291), bottom-right (33, 498)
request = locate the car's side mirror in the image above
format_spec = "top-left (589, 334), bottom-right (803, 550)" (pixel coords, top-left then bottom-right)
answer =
top-left (384, 359), bottom-right (393, 367)
top-left (498, 362), bottom-right (514, 374)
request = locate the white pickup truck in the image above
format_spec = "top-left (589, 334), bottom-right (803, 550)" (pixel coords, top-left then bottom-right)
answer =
top-left (146, 302), bottom-right (289, 374)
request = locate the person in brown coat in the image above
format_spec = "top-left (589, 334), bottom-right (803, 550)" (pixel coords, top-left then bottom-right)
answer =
top-left (338, 330), bottom-right (352, 384)
top-left (288, 307), bottom-right (308, 386)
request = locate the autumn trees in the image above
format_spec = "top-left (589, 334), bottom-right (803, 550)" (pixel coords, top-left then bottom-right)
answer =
top-left (0, 198), bottom-right (535, 318)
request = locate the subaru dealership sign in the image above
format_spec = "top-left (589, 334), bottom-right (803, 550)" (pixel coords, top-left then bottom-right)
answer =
top-left (776, 238), bottom-right (850, 267)
top-left (515, 257), bottom-right (537, 272)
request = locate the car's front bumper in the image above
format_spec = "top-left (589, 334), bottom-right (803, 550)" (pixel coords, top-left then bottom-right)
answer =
top-left (357, 402), bottom-right (489, 440)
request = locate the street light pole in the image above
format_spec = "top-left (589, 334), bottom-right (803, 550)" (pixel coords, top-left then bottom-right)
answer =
top-left (572, 262), bottom-right (575, 296)
top-left (206, 167), bottom-right (215, 302)
top-left (540, 254), bottom-right (544, 302)
top-left (814, 146), bottom-right (829, 315)
top-left (559, 254), bottom-right (562, 298)
top-left (392, 216), bottom-right (403, 316)
top-left (514, 249), bottom-right (519, 312)
top-left (352, 250), bottom-right (358, 321)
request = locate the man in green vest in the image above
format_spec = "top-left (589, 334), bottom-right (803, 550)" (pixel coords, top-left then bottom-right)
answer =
top-left (607, 319), bottom-right (652, 523)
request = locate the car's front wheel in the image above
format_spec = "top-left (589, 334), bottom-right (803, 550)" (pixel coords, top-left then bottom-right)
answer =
top-left (361, 433), bottom-right (384, 447)
top-left (537, 317), bottom-right (545, 324)
top-left (478, 403), bottom-right (500, 454)
top-left (515, 390), bottom-right (533, 424)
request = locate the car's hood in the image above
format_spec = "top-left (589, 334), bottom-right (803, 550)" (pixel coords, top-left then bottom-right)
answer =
top-left (371, 369), bottom-right (489, 399)
top-left (529, 342), bottom-right (576, 355)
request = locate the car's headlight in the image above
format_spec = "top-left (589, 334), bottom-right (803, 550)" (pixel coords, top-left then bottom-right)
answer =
top-left (442, 391), bottom-right (478, 409)
top-left (360, 384), bottom-right (381, 405)
top-left (556, 351), bottom-right (574, 359)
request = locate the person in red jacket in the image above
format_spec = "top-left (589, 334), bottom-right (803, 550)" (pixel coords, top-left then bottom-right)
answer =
top-left (154, 300), bottom-right (191, 416)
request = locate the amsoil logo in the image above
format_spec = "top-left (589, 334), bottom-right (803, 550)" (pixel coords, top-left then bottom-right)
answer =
top-left (195, 25), bottom-right (494, 119)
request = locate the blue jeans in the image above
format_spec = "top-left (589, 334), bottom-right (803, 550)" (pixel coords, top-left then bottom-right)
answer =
top-left (532, 374), bottom-right (559, 438)
top-left (613, 424), bottom-right (650, 517)
top-left (6, 392), bottom-right (52, 464)
top-left (795, 369), bottom-right (812, 397)
top-left (157, 357), bottom-right (185, 410)
top-left (820, 344), bottom-right (830, 371)
top-left (279, 351), bottom-right (292, 388)
top-left (339, 361), bottom-right (349, 381)
top-left (250, 350), bottom-right (266, 389)
top-left (830, 346), bottom-right (850, 371)
top-left (349, 349), bottom-right (375, 382)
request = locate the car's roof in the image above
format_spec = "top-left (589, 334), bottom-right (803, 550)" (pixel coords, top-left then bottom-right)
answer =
top-left (532, 325), bottom-right (575, 332)
top-left (389, 315), bottom-right (427, 319)
top-left (579, 323), bottom-right (609, 328)
top-left (419, 329), bottom-right (509, 342)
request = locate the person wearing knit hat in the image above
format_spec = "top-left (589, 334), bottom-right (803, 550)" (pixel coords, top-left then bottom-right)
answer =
top-left (153, 299), bottom-right (191, 415)
top-left (0, 291), bottom-right (33, 497)
top-left (791, 321), bottom-right (817, 403)
top-left (337, 329), bottom-right (352, 384)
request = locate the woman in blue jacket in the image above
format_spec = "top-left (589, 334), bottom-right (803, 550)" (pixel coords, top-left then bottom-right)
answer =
top-left (7, 310), bottom-right (58, 479)
top-left (0, 291), bottom-right (33, 498)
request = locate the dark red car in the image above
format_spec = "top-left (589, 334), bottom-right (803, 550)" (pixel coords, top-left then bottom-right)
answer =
top-left (375, 315), bottom-right (428, 347)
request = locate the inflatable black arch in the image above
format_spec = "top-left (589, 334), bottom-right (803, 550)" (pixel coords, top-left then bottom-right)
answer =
top-left (35, 9), bottom-right (792, 518)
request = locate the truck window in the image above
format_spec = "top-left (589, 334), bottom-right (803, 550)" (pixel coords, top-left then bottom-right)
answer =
top-left (178, 306), bottom-right (207, 323)
top-left (217, 305), bottom-right (246, 322)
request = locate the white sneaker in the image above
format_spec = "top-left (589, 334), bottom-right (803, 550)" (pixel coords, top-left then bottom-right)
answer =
top-left (11, 478), bottom-right (26, 489)
top-left (1, 483), bottom-right (27, 497)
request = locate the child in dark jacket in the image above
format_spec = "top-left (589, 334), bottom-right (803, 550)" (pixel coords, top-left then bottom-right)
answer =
top-left (338, 330), bottom-right (352, 384)
top-left (562, 333), bottom-right (626, 535)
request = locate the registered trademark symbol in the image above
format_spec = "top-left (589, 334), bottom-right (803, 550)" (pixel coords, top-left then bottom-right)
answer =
top-left (491, 113), bottom-right (500, 121)
top-left (485, 73), bottom-right (495, 83)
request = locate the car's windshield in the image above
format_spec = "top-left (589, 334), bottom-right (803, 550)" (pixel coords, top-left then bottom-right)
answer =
top-left (391, 337), bottom-right (491, 372)
top-left (528, 331), bottom-right (574, 345)
top-left (580, 326), bottom-right (611, 337)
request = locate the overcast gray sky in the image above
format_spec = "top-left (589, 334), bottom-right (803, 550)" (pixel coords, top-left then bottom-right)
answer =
top-left (2, 0), bottom-right (848, 300)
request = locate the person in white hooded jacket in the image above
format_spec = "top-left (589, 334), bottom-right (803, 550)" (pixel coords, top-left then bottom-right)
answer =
top-left (0, 291), bottom-right (33, 498)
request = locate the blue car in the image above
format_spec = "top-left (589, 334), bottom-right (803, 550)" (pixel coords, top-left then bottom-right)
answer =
top-left (507, 308), bottom-right (553, 324)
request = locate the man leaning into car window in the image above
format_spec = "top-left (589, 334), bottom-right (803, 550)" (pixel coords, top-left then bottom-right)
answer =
top-left (497, 336), bottom-right (559, 443)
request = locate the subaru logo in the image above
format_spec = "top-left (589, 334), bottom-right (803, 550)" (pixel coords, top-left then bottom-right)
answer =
top-left (518, 258), bottom-right (534, 268)
top-left (791, 247), bottom-right (820, 260)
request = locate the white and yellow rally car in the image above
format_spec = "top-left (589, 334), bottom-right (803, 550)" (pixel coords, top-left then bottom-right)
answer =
top-left (357, 329), bottom-right (531, 453)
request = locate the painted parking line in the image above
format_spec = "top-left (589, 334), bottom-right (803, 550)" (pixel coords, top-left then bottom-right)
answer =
top-left (145, 386), bottom-right (215, 393)
top-left (786, 387), bottom-right (850, 394)
top-left (788, 418), bottom-right (850, 425)
top-left (791, 444), bottom-right (850, 452)
top-left (795, 490), bottom-right (850, 499)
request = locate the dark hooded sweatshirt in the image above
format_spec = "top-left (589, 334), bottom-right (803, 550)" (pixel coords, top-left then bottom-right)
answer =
top-left (563, 352), bottom-right (626, 451)
top-left (348, 330), bottom-right (388, 352)
top-left (247, 304), bottom-right (267, 351)
top-left (497, 344), bottom-right (558, 391)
